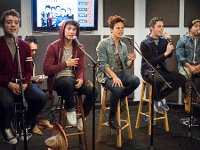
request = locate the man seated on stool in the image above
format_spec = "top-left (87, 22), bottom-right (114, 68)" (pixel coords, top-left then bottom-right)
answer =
top-left (43, 20), bottom-right (98, 131)
top-left (176, 18), bottom-right (200, 113)
top-left (25, 36), bottom-right (53, 136)
top-left (96, 15), bottom-right (140, 129)
top-left (140, 17), bottom-right (186, 114)
top-left (0, 9), bottom-right (48, 144)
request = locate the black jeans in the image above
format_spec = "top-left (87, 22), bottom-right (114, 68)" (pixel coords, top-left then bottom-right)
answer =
top-left (142, 69), bottom-right (186, 102)
top-left (102, 71), bottom-right (140, 119)
top-left (53, 76), bottom-right (98, 117)
top-left (0, 83), bottom-right (48, 130)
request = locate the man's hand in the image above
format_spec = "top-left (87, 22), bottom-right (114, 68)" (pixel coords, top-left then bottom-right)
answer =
top-left (66, 56), bottom-right (79, 67)
top-left (8, 82), bottom-right (21, 95)
top-left (189, 65), bottom-right (199, 74)
top-left (112, 76), bottom-right (123, 87)
top-left (8, 82), bottom-right (28, 95)
top-left (37, 75), bottom-right (46, 84)
top-left (22, 84), bottom-right (28, 91)
top-left (164, 42), bottom-right (174, 57)
top-left (128, 52), bottom-right (136, 61)
top-left (195, 64), bottom-right (200, 73)
top-left (75, 79), bottom-right (83, 89)
top-left (163, 32), bottom-right (172, 41)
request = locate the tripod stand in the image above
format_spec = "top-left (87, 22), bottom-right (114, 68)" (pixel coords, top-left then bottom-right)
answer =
top-left (76, 43), bottom-right (98, 150)
top-left (180, 77), bottom-right (200, 150)
top-left (12, 35), bottom-right (29, 150)
top-left (124, 37), bottom-right (171, 150)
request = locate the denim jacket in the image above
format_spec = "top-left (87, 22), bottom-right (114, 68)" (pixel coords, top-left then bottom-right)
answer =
top-left (96, 36), bottom-right (130, 83)
top-left (176, 32), bottom-right (200, 70)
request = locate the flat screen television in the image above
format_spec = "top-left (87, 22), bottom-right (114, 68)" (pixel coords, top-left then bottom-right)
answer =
top-left (32, 0), bottom-right (98, 32)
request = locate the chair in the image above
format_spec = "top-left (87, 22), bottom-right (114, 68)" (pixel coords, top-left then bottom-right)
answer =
top-left (96, 86), bottom-right (132, 147)
top-left (58, 92), bottom-right (88, 150)
top-left (135, 80), bottom-right (169, 135)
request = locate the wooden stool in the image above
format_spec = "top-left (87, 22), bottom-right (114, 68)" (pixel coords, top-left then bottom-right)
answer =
top-left (135, 80), bottom-right (169, 135)
top-left (96, 86), bottom-right (132, 147)
top-left (58, 93), bottom-right (88, 150)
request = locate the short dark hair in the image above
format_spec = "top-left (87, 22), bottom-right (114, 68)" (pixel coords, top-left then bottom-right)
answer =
top-left (149, 17), bottom-right (163, 27)
top-left (0, 9), bottom-right (20, 27)
top-left (108, 15), bottom-right (126, 29)
top-left (25, 36), bottom-right (38, 45)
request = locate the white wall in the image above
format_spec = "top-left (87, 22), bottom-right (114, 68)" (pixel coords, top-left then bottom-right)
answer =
top-left (0, 0), bottom-right (188, 102)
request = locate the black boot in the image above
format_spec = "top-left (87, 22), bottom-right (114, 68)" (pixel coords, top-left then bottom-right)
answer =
top-left (109, 111), bottom-right (120, 129)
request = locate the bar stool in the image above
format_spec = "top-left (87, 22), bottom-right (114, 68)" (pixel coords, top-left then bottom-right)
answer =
top-left (58, 92), bottom-right (88, 150)
top-left (96, 86), bottom-right (132, 147)
top-left (135, 80), bottom-right (169, 135)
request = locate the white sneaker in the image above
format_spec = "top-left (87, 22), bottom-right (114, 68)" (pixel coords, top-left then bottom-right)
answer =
top-left (2, 128), bottom-right (17, 145)
top-left (67, 111), bottom-right (77, 126)
top-left (77, 118), bottom-right (83, 131)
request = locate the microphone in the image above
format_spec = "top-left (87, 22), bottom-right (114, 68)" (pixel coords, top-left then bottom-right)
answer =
top-left (73, 36), bottom-right (82, 47)
top-left (121, 35), bottom-right (133, 40)
top-left (12, 34), bottom-right (18, 45)
top-left (198, 30), bottom-right (200, 34)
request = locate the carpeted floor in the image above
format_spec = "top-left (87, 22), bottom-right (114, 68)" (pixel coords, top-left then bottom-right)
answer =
top-left (0, 103), bottom-right (200, 150)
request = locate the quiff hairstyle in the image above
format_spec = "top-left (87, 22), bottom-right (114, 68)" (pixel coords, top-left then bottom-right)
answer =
top-left (149, 17), bottom-right (163, 28)
top-left (108, 15), bottom-right (126, 29)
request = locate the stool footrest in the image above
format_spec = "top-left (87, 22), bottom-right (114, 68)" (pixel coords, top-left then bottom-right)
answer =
top-left (140, 112), bottom-right (149, 116)
top-left (66, 132), bottom-right (84, 136)
top-left (101, 122), bottom-right (109, 127)
top-left (142, 98), bottom-right (150, 102)
top-left (121, 124), bottom-right (129, 130)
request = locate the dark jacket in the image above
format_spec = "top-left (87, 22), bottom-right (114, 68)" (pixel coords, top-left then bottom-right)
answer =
top-left (0, 36), bottom-right (32, 87)
top-left (140, 35), bottom-right (172, 76)
top-left (43, 21), bottom-right (85, 95)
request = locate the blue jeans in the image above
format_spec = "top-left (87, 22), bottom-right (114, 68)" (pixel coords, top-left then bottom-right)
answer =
top-left (0, 83), bottom-right (48, 130)
top-left (53, 76), bottom-right (98, 117)
top-left (102, 71), bottom-right (140, 118)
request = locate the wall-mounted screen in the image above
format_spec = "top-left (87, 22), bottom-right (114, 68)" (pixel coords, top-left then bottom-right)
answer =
top-left (32, 0), bottom-right (98, 32)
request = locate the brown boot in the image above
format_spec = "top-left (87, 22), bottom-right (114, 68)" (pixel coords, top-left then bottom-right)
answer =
top-left (32, 125), bottom-right (43, 136)
top-left (184, 96), bottom-right (191, 113)
top-left (38, 119), bottom-right (53, 129)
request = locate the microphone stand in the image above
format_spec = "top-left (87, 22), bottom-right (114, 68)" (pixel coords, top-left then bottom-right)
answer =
top-left (172, 51), bottom-right (200, 150)
top-left (77, 45), bottom-right (98, 150)
top-left (13, 37), bottom-right (28, 150)
top-left (125, 38), bottom-right (171, 150)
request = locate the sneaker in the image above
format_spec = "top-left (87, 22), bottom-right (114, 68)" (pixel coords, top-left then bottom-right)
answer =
top-left (19, 129), bottom-right (32, 141)
top-left (77, 118), bottom-right (83, 131)
top-left (184, 96), bottom-right (191, 113)
top-left (66, 111), bottom-right (77, 126)
top-left (161, 99), bottom-right (169, 111)
top-left (2, 128), bottom-right (17, 145)
top-left (154, 101), bottom-right (164, 114)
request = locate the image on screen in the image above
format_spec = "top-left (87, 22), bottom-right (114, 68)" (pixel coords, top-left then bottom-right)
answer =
top-left (32, 0), bottom-right (98, 31)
